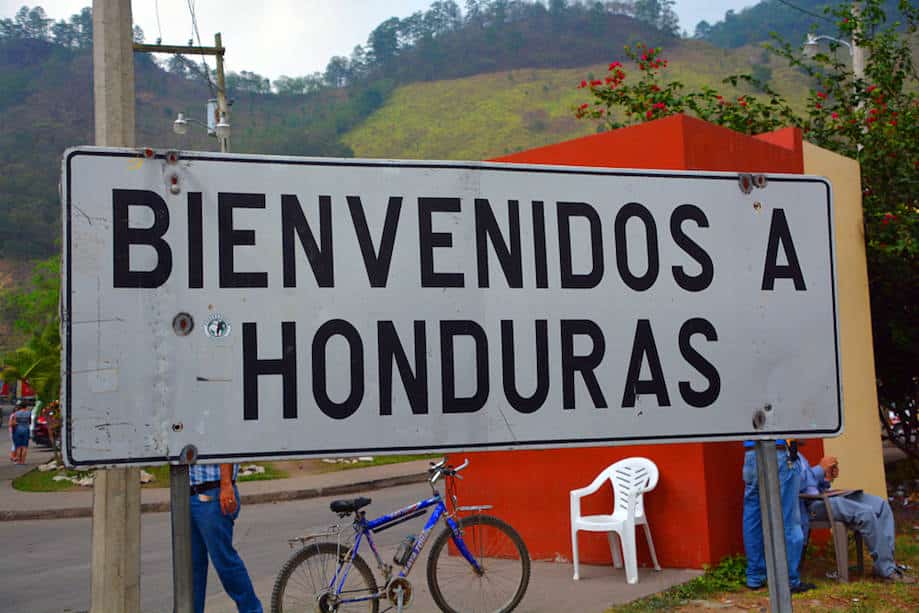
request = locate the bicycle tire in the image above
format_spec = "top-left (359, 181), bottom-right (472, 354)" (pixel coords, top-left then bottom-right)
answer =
top-left (270, 541), bottom-right (379, 613)
top-left (426, 514), bottom-right (531, 613)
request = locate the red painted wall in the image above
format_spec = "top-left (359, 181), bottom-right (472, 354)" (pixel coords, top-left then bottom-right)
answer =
top-left (446, 115), bottom-right (820, 569)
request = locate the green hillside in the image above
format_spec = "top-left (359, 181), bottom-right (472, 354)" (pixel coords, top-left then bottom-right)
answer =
top-left (343, 41), bottom-right (811, 160)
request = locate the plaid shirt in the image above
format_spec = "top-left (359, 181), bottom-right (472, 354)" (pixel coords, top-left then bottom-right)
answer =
top-left (189, 463), bottom-right (238, 486)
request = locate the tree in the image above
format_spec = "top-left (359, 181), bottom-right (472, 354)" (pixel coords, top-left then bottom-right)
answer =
top-left (368, 17), bottom-right (402, 72)
top-left (1, 256), bottom-right (61, 405)
top-left (575, 0), bottom-right (919, 458)
top-left (324, 56), bottom-right (351, 88)
top-left (51, 19), bottom-right (77, 47)
top-left (633, 0), bottom-right (679, 35)
top-left (22, 6), bottom-right (51, 40)
top-left (1, 257), bottom-right (59, 337)
top-left (1, 322), bottom-right (60, 404)
top-left (694, 20), bottom-right (712, 39)
top-left (70, 6), bottom-right (92, 48)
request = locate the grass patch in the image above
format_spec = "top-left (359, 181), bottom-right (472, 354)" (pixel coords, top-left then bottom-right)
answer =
top-left (142, 462), bottom-right (287, 487)
top-left (609, 555), bottom-right (746, 611)
top-left (314, 454), bottom-right (443, 472)
top-left (609, 525), bottom-right (919, 612)
top-left (12, 462), bottom-right (288, 492)
top-left (11, 468), bottom-right (89, 492)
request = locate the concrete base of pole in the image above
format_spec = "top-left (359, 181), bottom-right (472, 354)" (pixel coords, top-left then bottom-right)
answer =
top-left (90, 468), bottom-right (141, 613)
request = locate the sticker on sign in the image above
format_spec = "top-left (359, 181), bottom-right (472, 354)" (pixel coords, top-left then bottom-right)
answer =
top-left (61, 147), bottom-right (841, 467)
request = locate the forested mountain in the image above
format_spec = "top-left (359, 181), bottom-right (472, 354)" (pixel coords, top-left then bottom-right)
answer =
top-left (693, 0), bottom-right (904, 47)
top-left (0, 0), bottom-right (827, 264)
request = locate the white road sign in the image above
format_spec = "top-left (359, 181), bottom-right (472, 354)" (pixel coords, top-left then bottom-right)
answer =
top-left (62, 147), bottom-right (841, 467)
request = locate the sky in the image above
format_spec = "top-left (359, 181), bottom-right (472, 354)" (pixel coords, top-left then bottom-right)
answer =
top-left (0, 1), bottom-right (758, 80)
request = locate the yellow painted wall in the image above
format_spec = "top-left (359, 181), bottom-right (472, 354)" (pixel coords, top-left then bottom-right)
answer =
top-left (803, 143), bottom-right (886, 497)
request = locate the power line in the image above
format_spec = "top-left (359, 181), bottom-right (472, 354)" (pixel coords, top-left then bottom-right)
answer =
top-left (774, 0), bottom-right (834, 23)
top-left (186, 0), bottom-right (217, 97)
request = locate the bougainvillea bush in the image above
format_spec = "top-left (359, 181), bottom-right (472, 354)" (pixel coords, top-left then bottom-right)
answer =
top-left (576, 0), bottom-right (918, 457)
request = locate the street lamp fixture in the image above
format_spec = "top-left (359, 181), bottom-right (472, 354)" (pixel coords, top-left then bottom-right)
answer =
top-left (802, 30), bottom-right (864, 82)
top-left (802, 33), bottom-right (854, 58)
top-left (173, 112), bottom-right (189, 135)
top-left (173, 111), bottom-right (231, 143)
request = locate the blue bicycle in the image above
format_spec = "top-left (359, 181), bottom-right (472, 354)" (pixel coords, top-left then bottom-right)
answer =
top-left (270, 459), bottom-right (531, 612)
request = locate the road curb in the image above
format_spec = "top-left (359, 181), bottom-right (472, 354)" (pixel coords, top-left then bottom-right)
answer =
top-left (0, 471), bottom-right (429, 522)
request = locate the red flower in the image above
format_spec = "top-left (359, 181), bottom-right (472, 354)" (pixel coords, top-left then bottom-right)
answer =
top-left (889, 119), bottom-right (897, 127)
top-left (646, 109), bottom-right (653, 119)
top-left (653, 102), bottom-right (666, 110)
top-left (579, 103), bottom-right (589, 109)
top-left (866, 85), bottom-right (877, 93)
top-left (591, 79), bottom-right (602, 86)
top-left (817, 91), bottom-right (827, 99)
top-left (579, 80), bottom-right (587, 88)
top-left (882, 213), bottom-right (896, 225)
top-left (815, 102), bottom-right (822, 109)
top-left (609, 61), bottom-right (622, 70)
top-left (831, 112), bottom-right (839, 119)
top-left (641, 54), bottom-right (648, 61)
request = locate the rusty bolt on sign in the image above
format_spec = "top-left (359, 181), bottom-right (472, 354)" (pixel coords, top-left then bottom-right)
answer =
top-left (752, 404), bottom-right (772, 429)
top-left (180, 445), bottom-right (198, 465)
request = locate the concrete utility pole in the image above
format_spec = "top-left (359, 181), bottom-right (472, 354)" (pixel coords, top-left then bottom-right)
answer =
top-left (90, 1), bottom-right (141, 612)
top-left (215, 32), bottom-right (230, 153)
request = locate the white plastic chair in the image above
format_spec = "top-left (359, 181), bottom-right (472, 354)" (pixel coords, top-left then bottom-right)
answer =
top-left (570, 457), bottom-right (661, 584)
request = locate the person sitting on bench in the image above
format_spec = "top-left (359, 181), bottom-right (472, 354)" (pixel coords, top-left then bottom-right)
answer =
top-left (796, 451), bottom-right (913, 584)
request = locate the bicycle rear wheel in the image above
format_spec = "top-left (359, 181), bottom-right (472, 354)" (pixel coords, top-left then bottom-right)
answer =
top-left (270, 541), bottom-right (379, 613)
top-left (426, 514), bottom-right (531, 613)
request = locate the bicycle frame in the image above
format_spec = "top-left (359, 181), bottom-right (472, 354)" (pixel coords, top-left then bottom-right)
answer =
top-left (330, 491), bottom-right (483, 606)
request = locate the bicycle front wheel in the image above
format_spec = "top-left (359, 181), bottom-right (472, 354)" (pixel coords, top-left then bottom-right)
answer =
top-left (270, 541), bottom-right (379, 613)
top-left (426, 514), bottom-right (531, 613)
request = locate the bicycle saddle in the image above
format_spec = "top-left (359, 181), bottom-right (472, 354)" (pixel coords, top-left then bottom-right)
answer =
top-left (330, 497), bottom-right (372, 514)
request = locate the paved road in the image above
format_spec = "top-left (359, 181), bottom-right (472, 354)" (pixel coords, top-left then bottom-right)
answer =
top-left (0, 482), bottom-right (487, 613)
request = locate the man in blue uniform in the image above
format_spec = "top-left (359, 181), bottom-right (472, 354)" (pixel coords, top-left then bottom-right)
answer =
top-left (189, 462), bottom-right (262, 612)
top-left (742, 440), bottom-right (813, 592)
top-left (796, 452), bottom-right (914, 583)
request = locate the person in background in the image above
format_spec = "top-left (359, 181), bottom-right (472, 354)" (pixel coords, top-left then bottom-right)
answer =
top-left (7, 404), bottom-right (15, 462)
top-left (189, 462), bottom-right (262, 613)
top-left (9, 400), bottom-right (32, 465)
top-left (29, 399), bottom-right (43, 443)
top-left (742, 439), bottom-right (814, 593)
top-left (796, 451), bottom-right (914, 583)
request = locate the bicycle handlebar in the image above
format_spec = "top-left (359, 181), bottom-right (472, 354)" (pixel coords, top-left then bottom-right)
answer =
top-left (428, 458), bottom-right (469, 484)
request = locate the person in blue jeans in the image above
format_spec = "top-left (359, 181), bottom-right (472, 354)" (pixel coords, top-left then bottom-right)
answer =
top-left (742, 440), bottom-right (813, 593)
top-left (189, 463), bottom-right (262, 613)
top-left (9, 400), bottom-right (33, 465)
top-left (795, 451), bottom-right (914, 583)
